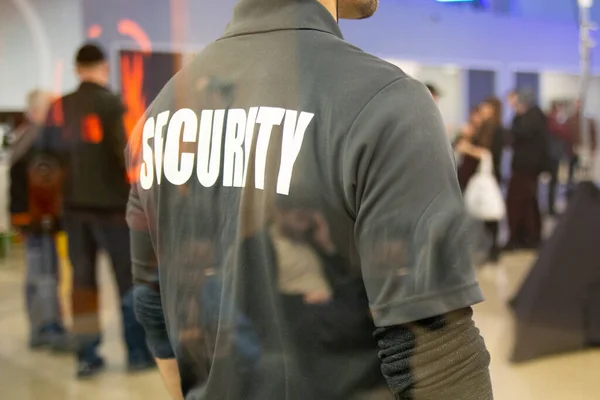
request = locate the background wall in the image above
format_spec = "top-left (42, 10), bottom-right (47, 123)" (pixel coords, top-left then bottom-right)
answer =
top-left (1, 0), bottom-right (599, 112)
top-left (80, 0), bottom-right (598, 122)
top-left (415, 65), bottom-right (464, 134)
top-left (513, 0), bottom-right (579, 22)
top-left (341, 0), bottom-right (586, 71)
top-left (0, 0), bottom-right (83, 110)
top-left (539, 72), bottom-right (600, 120)
top-left (540, 73), bottom-right (580, 111)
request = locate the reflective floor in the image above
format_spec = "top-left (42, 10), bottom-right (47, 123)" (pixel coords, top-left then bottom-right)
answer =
top-left (1, 246), bottom-right (599, 399)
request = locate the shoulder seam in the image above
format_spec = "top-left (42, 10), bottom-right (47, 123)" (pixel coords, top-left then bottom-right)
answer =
top-left (341, 76), bottom-right (410, 219)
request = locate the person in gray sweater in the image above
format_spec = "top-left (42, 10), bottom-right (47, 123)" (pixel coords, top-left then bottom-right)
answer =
top-left (129, 0), bottom-right (493, 399)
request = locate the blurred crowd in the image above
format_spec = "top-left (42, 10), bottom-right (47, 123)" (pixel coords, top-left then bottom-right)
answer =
top-left (445, 85), bottom-right (597, 267)
top-left (7, 44), bottom-right (155, 379)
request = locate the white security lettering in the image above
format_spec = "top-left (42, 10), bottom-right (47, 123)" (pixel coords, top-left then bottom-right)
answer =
top-left (223, 109), bottom-right (246, 188)
top-left (140, 117), bottom-right (155, 190)
top-left (138, 107), bottom-right (312, 194)
top-left (277, 111), bottom-right (314, 195)
top-left (242, 107), bottom-right (259, 187)
top-left (154, 111), bottom-right (170, 185)
top-left (254, 107), bottom-right (285, 190)
top-left (163, 108), bottom-right (198, 185)
top-left (197, 109), bottom-right (224, 187)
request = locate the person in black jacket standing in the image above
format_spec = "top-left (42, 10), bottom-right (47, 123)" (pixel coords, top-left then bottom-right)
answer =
top-left (505, 90), bottom-right (547, 250)
top-left (42, 43), bottom-right (154, 378)
top-left (10, 90), bottom-right (69, 351)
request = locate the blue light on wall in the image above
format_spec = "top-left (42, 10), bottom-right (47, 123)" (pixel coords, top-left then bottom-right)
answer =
top-left (436, 0), bottom-right (490, 10)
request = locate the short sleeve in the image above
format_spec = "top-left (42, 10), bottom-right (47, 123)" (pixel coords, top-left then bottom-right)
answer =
top-left (343, 77), bottom-right (483, 327)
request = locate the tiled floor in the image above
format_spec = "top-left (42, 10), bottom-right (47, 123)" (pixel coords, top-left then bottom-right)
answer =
top-left (0, 247), bottom-right (599, 399)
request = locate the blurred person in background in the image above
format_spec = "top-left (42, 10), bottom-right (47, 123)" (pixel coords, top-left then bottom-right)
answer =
top-left (41, 43), bottom-right (154, 378)
top-left (10, 90), bottom-right (69, 351)
top-left (476, 97), bottom-right (505, 263)
top-left (546, 100), bottom-right (570, 215)
top-left (455, 107), bottom-right (484, 191)
top-left (129, 0), bottom-right (492, 399)
top-left (471, 104), bottom-right (484, 131)
top-left (479, 97), bottom-right (505, 188)
top-left (425, 82), bottom-right (440, 104)
top-left (505, 90), bottom-right (547, 250)
top-left (566, 98), bottom-right (597, 189)
top-left (455, 98), bottom-right (505, 263)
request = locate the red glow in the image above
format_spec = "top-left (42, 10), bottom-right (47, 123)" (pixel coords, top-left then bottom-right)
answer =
top-left (121, 52), bottom-right (147, 182)
top-left (81, 114), bottom-right (103, 144)
top-left (50, 99), bottom-right (64, 127)
top-left (117, 19), bottom-right (152, 53)
top-left (88, 24), bottom-right (103, 39)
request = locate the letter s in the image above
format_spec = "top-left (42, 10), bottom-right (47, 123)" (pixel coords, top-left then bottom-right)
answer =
top-left (140, 117), bottom-right (155, 190)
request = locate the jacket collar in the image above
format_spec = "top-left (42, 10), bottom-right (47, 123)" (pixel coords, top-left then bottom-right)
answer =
top-left (222, 0), bottom-right (343, 40)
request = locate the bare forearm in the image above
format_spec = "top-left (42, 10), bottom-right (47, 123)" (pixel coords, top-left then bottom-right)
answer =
top-left (156, 358), bottom-right (184, 400)
top-left (375, 307), bottom-right (493, 400)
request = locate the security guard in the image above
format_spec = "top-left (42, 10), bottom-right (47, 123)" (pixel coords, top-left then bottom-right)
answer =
top-left (128, 0), bottom-right (493, 399)
top-left (42, 43), bottom-right (154, 378)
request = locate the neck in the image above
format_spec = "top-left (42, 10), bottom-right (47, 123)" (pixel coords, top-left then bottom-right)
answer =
top-left (78, 70), bottom-right (106, 87)
top-left (81, 77), bottom-right (105, 87)
top-left (317, 0), bottom-right (338, 21)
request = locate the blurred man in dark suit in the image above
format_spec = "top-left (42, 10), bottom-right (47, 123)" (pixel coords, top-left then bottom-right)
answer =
top-left (505, 90), bottom-right (547, 250)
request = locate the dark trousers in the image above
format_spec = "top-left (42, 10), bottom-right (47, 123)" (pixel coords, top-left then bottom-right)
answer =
top-left (548, 160), bottom-right (560, 215)
top-left (483, 221), bottom-right (500, 262)
top-left (506, 171), bottom-right (542, 247)
top-left (568, 154), bottom-right (579, 193)
top-left (64, 210), bottom-right (149, 362)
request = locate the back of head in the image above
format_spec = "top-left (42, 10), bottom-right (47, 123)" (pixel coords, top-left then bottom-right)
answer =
top-left (75, 43), bottom-right (109, 86)
top-left (75, 43), bottom-right (106, 66)
top-left (484, 96), bottom-right (503, 125)
top-left (516, 88), bottom-right (535, 109)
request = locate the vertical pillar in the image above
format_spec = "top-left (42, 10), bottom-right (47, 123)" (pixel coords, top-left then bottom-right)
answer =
top-left (578, 0), bottom-right (595, 179)
top-left (467, 69), bottom-right (496, 110)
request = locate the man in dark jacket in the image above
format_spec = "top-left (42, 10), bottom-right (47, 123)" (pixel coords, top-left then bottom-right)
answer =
top-left (10, 90), bottom-right (69, 351)
top-left (505, 90), bottom-right (546, 249)
top-left (128, 1), bottom-right (492, 399)
top-left (42, 43), bottom-right (153, 378)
